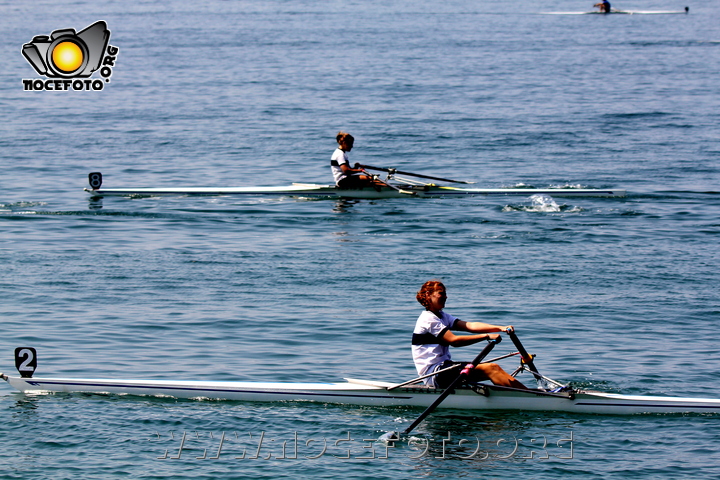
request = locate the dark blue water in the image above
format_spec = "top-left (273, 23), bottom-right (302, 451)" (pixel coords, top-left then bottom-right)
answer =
top-left (2, 1), bottom-right (719, 478)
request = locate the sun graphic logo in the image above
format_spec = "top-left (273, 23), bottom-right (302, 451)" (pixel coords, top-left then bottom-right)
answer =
top-left (22, 21), bottom-right (119, 91)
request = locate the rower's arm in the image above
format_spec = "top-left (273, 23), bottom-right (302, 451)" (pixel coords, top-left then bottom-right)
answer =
top-left (440, 329), bottom-right (496, 348)
top-left (339, 163), bottom-right (363, 175)
top-left (455, 320), bottom-right (512, 334)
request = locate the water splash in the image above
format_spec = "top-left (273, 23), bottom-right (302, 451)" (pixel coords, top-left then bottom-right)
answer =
top-left (502, 194), bottom-right (580, 213)
top-left (529, 194), bottom-right (561, 212)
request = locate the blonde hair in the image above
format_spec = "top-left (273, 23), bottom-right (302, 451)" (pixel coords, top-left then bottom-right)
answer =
top-left (416, 280), bottom-right (445, 310)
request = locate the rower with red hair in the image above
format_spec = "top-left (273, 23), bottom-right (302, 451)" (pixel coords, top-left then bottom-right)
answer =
top-left (412, 280), bottom-right (527, 390)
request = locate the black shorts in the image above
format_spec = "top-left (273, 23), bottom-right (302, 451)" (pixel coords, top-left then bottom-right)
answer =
top-left (433, 361), bottom-right (465, 389)
top-left (337, 175), bottom-right (368, 189)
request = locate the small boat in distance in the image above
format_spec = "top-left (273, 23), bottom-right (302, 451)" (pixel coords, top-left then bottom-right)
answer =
top-left (542, 7), bottom-right (689, 15)
top-left (84, 171), bottom-right (627, 199)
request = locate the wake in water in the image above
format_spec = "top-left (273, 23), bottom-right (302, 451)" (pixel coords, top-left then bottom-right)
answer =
top-left (0, 201), bottom-right (48, 210)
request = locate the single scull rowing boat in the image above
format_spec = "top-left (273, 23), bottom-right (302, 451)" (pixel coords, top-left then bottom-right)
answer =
top-left (5, 374), bottom-right (720, 414)
top-left (84, 172), bottom-right (626, 199)
top-left (542, 8), bottom-right (689, 15)
top-left (5, 344), bottom-right (718, 415)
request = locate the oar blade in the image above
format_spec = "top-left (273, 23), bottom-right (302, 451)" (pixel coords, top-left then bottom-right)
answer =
top-left (379, 431), bottom-right (400, 443)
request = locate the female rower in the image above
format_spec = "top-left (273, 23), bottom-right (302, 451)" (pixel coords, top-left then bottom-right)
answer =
top-left (330, 132), bottom-right (381, 189)
top-left (412, 280), bottom-right (528, 390)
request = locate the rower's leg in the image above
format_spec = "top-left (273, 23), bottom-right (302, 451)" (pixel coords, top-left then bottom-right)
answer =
top-left (358, 174), bottom-right (383, 191)
top-left (473, 363), bottom-right (527, 390)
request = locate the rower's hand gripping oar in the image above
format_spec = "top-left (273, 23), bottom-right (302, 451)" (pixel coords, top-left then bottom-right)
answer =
top-left (380, 336), bottom-right (501, 443)
top-left (358, 164), bottom-right (475, 185)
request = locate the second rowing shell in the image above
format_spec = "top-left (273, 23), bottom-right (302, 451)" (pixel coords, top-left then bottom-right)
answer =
top-left (85, 184), bottom-right (627, 199)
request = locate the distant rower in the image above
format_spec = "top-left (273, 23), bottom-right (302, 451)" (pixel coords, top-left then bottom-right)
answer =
top-left (594, 0), bottom-right (611, 12)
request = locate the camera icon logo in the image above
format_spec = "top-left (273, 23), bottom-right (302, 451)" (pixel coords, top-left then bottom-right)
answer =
top-left (22, 21), bottom-right (110, 78)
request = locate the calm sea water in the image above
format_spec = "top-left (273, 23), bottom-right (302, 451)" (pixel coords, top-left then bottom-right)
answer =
top-left (1, 0), bottom-right (719, 478)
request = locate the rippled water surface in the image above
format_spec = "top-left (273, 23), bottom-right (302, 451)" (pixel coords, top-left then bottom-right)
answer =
top-left (1, 0), bottom-right (719, 478)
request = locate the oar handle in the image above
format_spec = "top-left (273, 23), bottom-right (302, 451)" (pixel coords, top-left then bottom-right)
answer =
top-left (459, 337), bottom-right (501, 375)
top-left (470, 335), bottom-right (502, 364)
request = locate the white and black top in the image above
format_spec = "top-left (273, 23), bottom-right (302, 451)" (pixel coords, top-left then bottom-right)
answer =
top-left (411, 309), bottom-right (459, 384)
top-left (330, 148), bottom-right (350, 185)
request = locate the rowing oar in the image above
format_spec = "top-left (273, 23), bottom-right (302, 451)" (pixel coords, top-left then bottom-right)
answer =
top-left (358, 168), bottom-right (416, 195)
top-left (358, 164), bottom-right (475, 185)
top-left (379, 336), bottom-right (500, 443)
top-left (386, 351), bottom-right (520, 391)
top-left (505, 328), bottom-right (542, 384)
